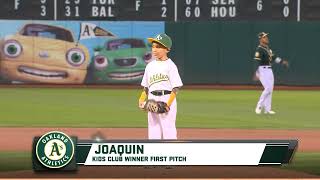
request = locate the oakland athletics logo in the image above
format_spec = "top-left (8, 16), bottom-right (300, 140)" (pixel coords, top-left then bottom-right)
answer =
top-left (156, 34), bottom-right (163, 40)
top-left (36, 131), bottom-right (74, 169)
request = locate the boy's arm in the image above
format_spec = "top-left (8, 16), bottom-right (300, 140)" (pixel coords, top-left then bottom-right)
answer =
top-left (139, 87), bottom-right (148, 103)
top-left (167, 87), bottom-right (179, 107)
top-left (138, 87), bottom-right (148, 109)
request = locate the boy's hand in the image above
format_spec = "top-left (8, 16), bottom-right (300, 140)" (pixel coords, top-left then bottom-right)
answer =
top-left (138, 101), bottom-right (146, 110)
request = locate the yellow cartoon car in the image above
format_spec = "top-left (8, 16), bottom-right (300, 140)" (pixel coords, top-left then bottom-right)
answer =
top-left (0, 23), bottom-right (90, 84)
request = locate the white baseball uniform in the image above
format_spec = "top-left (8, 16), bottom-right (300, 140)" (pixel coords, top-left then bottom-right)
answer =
top-left (254, 45), bottom-right (282, 113)
top-left (256, 65), bottom-right (274, 112)
top-left (141, 58), bottom-right (183, 139)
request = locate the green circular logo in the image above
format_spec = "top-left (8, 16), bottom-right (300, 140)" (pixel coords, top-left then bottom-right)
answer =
top-left (36, 131), bottom-right (74, 169)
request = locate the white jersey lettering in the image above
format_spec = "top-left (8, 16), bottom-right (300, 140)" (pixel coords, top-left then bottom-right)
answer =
top-left (141, 58), bottom-right (183, 92)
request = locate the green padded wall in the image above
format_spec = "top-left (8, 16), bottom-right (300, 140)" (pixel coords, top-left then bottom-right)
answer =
top-left (166, 22), bottom-right (320, 85)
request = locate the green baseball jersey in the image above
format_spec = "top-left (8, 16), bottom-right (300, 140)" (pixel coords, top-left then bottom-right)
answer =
top-left (254, 45), bottom-right (279, 66)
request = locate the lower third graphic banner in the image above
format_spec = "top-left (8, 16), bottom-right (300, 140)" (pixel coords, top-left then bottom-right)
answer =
top-left (76, 140), bottom-right (297, 166)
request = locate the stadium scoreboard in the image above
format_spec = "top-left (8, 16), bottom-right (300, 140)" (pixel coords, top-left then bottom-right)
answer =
top-left (0, 0), bottom-right (319, 21)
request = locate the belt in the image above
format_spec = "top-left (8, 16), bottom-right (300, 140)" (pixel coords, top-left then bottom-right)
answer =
top-left (151, 90), bottom-right (172, 96)
top-left (260, 66), bottom-right (271, 69)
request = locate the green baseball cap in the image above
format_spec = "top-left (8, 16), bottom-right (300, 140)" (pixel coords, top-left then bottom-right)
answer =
top-left (147, 33), bottom-right (172, 49)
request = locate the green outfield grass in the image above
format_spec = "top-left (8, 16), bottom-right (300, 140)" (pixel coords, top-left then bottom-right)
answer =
top-left (0, 152), bottom-right (31, 171)
top-left (0, 151), bottom-right (319, 176)
top-left (0, 88), bottom-right (319, 128)
top-left (280, 152), bottom-right (320, 176)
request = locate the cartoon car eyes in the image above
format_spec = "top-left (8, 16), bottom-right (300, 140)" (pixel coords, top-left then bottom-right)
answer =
top-left (94, 55), bottom-right (108, 70)
top-left (3, 40), bottom-right (23, 58)
top-left (66, 48), bottom-right (86, 67)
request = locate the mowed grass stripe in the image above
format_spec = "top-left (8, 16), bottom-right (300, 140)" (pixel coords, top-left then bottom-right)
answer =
top-left (0, 89), bottom-right (319, 129)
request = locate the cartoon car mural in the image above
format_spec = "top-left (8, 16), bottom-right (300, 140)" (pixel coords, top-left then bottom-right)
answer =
top-left (0, 23), bottom-right (90, 84)
top-left (91, 38), bottom-right (152, 83)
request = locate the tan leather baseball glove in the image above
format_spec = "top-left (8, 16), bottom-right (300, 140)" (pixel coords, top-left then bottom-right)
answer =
top-left (144, 99), bottom-right (169, 113)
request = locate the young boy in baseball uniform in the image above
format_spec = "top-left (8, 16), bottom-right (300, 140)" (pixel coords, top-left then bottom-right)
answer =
top-left (138, 33), bottom-right (183, 139)
top-left (254, 32), bottom-right (289, 114)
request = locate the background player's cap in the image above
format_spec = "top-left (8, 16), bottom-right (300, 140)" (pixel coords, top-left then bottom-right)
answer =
top-left (148, 33), bottom-right (172, 49)
top-left (258, 32), bottom-right (269, 39)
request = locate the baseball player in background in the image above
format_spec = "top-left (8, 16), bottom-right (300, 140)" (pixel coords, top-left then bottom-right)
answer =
top-left (138, 33), bottom-right (183, 139)
top-left (254, 32), bottom-right (289, 114)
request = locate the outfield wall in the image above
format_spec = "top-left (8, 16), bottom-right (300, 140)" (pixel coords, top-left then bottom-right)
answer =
top-left (167, 22), bottom-right (320, 86)
top-left (0, 21), bottom-right (319, 86)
